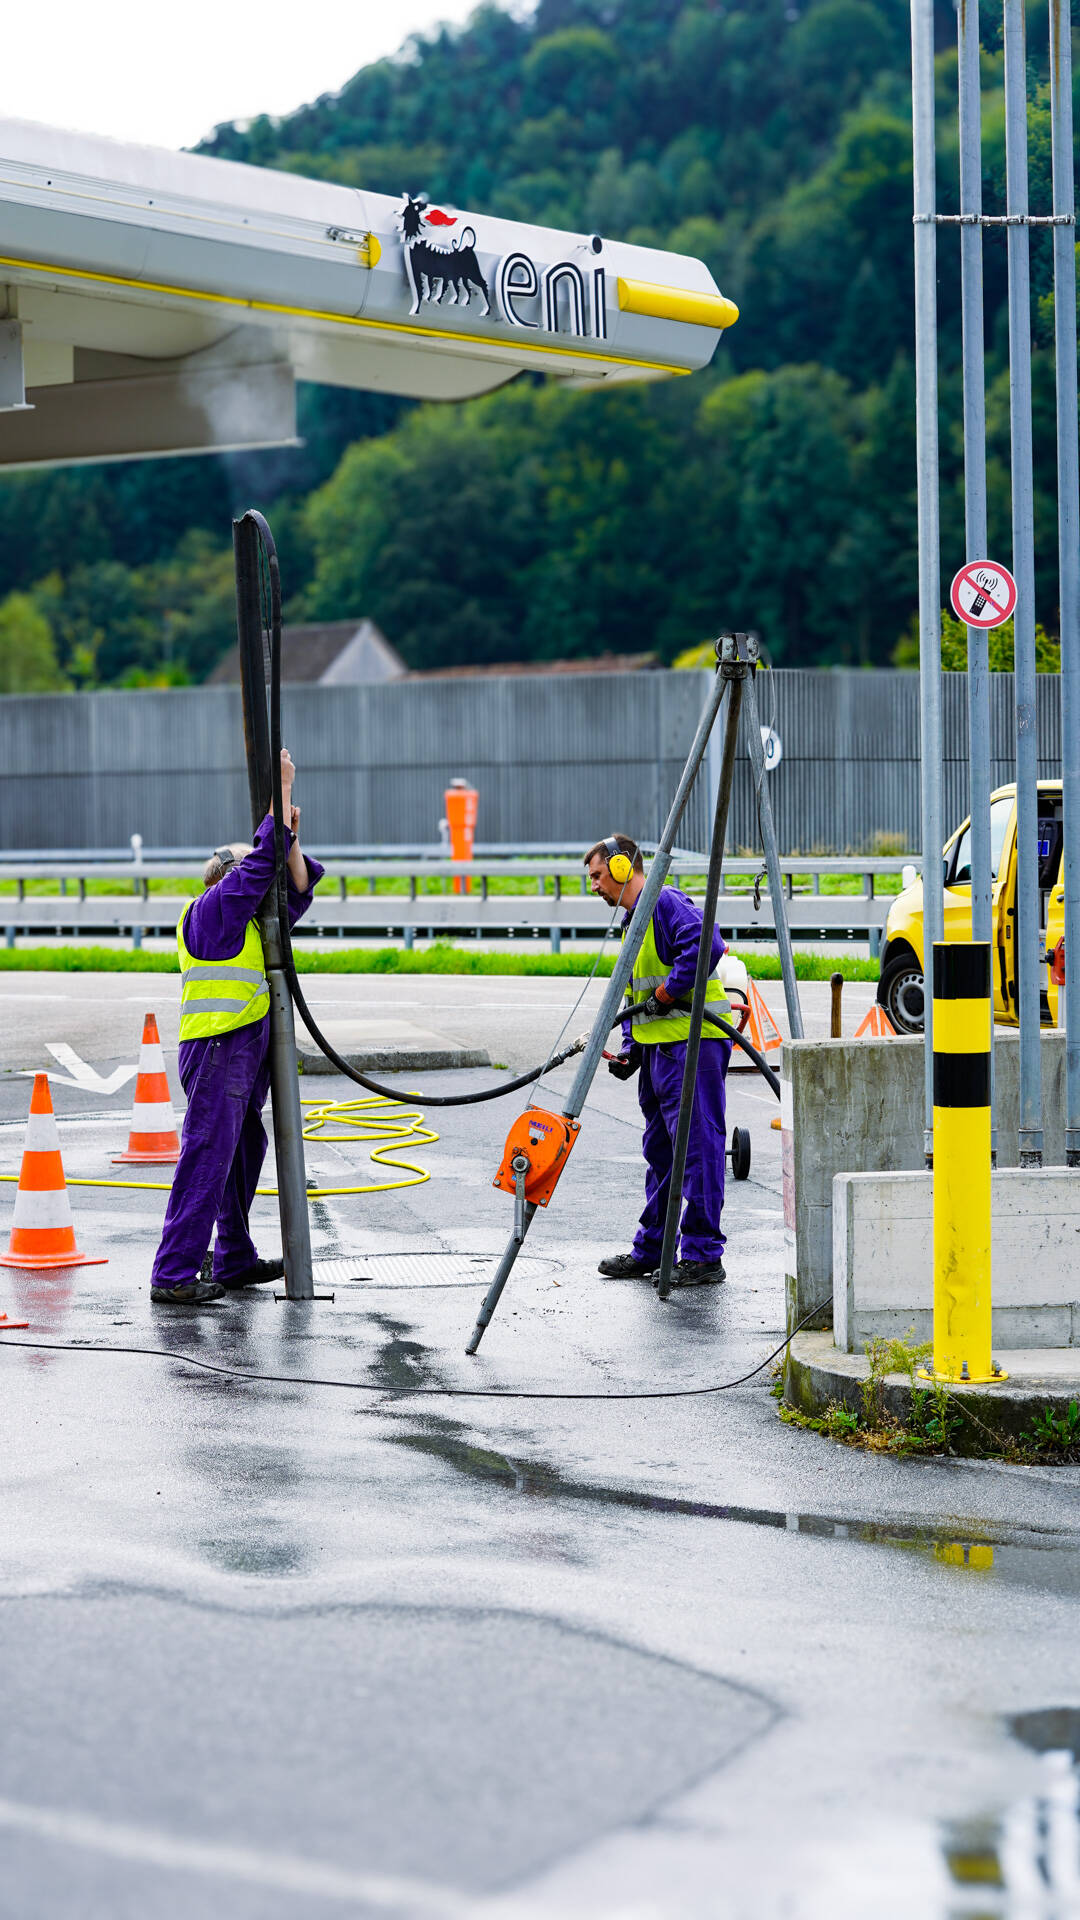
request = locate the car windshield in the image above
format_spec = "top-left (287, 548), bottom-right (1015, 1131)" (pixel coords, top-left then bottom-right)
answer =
top-left (949, 796), bottom-right (1014, 886)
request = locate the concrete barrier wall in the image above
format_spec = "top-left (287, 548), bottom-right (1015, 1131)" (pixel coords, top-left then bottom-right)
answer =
top-left (782, 1030), bottom-right (1070, 1329)
top-left (833, 1168), bottom-right (1080, 1351)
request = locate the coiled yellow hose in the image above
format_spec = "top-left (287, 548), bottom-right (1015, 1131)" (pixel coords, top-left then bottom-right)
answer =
top-left (0, 1093), bottom-right (438, 1200)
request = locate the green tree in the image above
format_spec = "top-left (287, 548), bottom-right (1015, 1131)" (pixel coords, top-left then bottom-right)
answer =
top-left (892, 607), bottom-right (1061, 671)
top-left (0, 593), bottom-right (69, 693)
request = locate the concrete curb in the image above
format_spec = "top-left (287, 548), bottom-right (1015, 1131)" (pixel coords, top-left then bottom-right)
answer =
top-left (786, 1330), bottom-right (1080, 1450)
top-left (297, 1043), bottom-right (491, 1076)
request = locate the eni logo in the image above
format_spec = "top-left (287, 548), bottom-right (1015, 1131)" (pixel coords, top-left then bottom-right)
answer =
top-left (397, 193), bottom-right (606, 341)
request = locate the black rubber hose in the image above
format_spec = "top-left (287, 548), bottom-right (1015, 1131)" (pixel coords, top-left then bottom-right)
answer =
top-left (257, 528), bottom-right (592, 1107)
top-left (689, 1004), bottom-right (781, 1097)
top-left (257, 516), bottom-right (782, 1107)
top-left (622, 996), bottom-right (781, 1097)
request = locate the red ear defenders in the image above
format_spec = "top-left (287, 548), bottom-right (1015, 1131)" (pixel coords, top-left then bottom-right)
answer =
top-left (602, 836), bottom-right (636, 885)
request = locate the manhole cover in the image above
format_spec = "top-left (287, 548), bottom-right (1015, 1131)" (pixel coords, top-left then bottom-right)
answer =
top-left (313, 1252), bottom-right (559, 1289)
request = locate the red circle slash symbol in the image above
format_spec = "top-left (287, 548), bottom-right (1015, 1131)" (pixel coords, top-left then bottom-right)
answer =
top-left (949, 560), bottom-right (1018, 630)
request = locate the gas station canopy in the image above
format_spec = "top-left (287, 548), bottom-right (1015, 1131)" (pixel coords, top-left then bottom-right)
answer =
top-left (0, 118), bottom-right (739, 470)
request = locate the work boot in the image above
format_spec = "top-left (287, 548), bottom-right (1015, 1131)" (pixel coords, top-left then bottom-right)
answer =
top-left (597, 1253), bottom-right (658, 1280)
top-left (216, 1257), bottom-right (286, 1291)
top-left (673, 1258), bottom-right (726, 1287)
top-left (151, 1279), bottom-right (226, 1305)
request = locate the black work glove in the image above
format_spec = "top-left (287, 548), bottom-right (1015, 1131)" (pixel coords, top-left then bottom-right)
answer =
top-left (641, 987), bottom-right (677, 1019)
top-left (608, 1042), bottom-right (642, 1081)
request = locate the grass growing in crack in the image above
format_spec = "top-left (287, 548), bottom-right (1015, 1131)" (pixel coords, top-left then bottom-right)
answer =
top-left (777, 1333), bottom-right (1079, 1462)
top-left (1020, 1400), bottom-right (1080, 1460)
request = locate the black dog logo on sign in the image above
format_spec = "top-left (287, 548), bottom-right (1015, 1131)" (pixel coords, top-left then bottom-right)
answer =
top-left (397, 194), bottom-right (492, 317)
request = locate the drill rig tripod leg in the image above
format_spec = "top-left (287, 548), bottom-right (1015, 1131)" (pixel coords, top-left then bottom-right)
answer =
top-left (465, 652), bottom-right (731, 1354)
top-left (465, 1194), bottom-right (536, 1356)
top-left (655, 634), bottom-right (748, 1300)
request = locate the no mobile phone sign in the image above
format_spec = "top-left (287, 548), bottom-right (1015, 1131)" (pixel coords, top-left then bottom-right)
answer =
top-left (949, 559), bottom-right (1017, 630)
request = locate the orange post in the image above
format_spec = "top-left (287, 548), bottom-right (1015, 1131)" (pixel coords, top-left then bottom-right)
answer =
top-left (445, 778), bottom-right (478, 895)
top-left (0, 1074), bottom-right (107, 1270)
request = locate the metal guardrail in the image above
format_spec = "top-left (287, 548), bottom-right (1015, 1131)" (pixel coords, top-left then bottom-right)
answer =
top-left (0, 853), bottom-right (905, 954)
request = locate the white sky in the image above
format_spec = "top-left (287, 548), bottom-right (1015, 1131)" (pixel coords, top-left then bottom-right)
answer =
top-left (5, 0), bottom-right (482, 152)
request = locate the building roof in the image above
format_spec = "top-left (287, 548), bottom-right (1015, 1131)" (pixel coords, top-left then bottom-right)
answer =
top-left (208, 619), bottom-right (405, 687)
top-left (407, 652), bottom-right (660, 679)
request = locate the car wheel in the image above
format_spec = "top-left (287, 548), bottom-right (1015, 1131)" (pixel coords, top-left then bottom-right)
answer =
top-left (879, 956), bottom-right (925, 1034)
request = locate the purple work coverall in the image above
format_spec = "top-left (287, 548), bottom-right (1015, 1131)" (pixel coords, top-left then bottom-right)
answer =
top-left (151, 817), bottom-right (323, 1290)
top-left (622, 886), bottom-right (732, 1267)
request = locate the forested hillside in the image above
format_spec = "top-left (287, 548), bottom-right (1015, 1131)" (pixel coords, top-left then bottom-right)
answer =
top-left (0, 0), bottom-right (1071, 687)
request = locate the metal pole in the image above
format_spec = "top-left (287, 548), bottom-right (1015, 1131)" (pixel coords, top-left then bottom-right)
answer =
top-left (911, 0), bottom-right (945, 1163)
top-left (466, 657), bottom-right (730, 1353)
top-left (1004, 0), bottom-right (1044, 1166)
top-left (1050, 0), bottom-right (1080, 1165)
top-left (957, 0), bottom-right (996, 1162)
top-left (656, 641), bottom-right (747, 1301)
top-left (742, 666), bottom-right (803, 1037)
top-left (233, 515), bottom-right (314, 1300)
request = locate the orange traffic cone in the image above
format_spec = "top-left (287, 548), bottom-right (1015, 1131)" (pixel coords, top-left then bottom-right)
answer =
top-left (747, 980), bottom-right (784, 1054)
top-left (0, 1074), bottom-right (107, 1270)
top-left (112, 1012), bottom-right (181, 1164)
top-left (730, 979), bottom-right (785, 1070)
top-left (854, 1004), bottom-right (897, 1038)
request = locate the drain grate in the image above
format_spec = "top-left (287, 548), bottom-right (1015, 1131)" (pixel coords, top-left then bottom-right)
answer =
top-left (313, 1251), bottom-right (559, 1290)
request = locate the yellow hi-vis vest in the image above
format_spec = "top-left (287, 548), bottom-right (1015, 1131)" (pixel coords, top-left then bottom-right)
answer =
top-left (177, 902), bottom-right (270, 1041)
top-left (626, 906), bottom-right (731, 1046)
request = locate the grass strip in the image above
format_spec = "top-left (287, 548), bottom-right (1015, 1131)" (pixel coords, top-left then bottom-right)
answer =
top-left (0, 943), bottom-right (880, 982)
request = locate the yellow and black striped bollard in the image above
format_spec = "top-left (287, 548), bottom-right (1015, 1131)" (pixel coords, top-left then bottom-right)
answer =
top-left (922, 941), bottom-right (1005, 1386)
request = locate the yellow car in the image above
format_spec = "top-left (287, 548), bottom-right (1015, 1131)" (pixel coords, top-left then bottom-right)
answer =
top-left (876, 781), bottom-right (1064, 1033)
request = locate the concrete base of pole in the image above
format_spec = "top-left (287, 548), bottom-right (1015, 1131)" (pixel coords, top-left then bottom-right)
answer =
top-left (787, 1330), bottom-right (1080, 1453)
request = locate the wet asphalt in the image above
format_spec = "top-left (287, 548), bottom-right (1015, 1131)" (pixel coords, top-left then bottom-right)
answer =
top-left (2, 974), bottom-right (1080, 1918)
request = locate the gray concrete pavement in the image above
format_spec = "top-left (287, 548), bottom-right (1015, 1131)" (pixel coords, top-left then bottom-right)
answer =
top-left (1, 972), bottom-right (1078, 1917)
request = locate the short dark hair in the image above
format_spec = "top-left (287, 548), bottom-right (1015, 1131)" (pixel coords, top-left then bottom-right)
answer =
top-left (583, 833), bottom-right (644, 873)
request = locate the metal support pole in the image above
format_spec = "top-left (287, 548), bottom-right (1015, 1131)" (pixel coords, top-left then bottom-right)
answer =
top-left (1004, 0), bottom-right (1044, 1166)
top-left (742, 667), bottom-right (804, 1038)
top-left (1050, 0), bottom-right (1080, 1164)
top-left (233, 515), bottom-right (314, 1300)
top-left (656, 638), bottom-right (747, 1301)
top-left (911, 0), bottom-right (945, 1162)
top-left (466, 659), bottom-right (730, 1353)
top-left (957, 0), bottom-right (996, 1161)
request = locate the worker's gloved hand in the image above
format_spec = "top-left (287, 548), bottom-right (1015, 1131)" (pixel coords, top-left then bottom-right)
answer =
top-left (608, 1042), bottom-right (642, 1081)
top-left (642, 984), bottom-right (675, 1018)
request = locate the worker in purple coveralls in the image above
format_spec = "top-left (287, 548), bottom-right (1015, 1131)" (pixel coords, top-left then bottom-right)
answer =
top-left (584, 833), bottom-right (733, 1286)
top-left (150, 748), bottom-right (324, 1305)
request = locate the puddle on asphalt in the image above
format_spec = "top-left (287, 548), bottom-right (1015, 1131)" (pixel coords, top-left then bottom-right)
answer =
top-left (392, 1426), bottom-right (1080, 1591)
top-left (940, 1711), bottom-right (1080, 1915)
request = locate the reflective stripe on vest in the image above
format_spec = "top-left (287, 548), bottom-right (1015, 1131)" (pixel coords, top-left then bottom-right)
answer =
top-left (625, 904), bottom-right (731, 1046)
top-left (177, 902), bottom-right (270, 1041)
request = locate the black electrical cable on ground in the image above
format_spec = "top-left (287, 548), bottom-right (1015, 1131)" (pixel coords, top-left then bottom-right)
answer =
top-left (0, 1300), bottom-right (824, 1400)
top-left (252, 513), bottom-right (782, 1108)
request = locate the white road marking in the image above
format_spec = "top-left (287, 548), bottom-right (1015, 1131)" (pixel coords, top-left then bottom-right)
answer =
top-left (19, 1044), bottom-right (137, 1098)
top-left (0, 993), bottom-right (72, 1001)
top-left (0, 1793), bottom-right (472, 1915)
